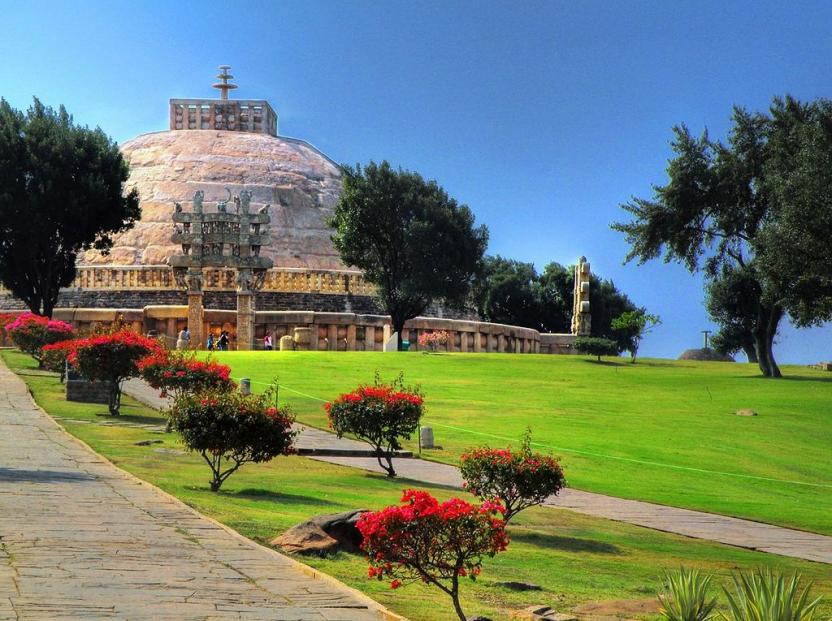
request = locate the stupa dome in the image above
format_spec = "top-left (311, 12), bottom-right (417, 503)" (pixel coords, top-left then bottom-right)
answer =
top-left (79, 129), bottom-right (344, 269)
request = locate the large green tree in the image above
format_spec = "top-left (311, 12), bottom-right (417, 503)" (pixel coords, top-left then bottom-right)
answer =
top-left (706, 266), bottom-right (759, 363)
top-left (613, 96), bottom-right (832, 377)
top-left (473, 256), bottom-right (542, 329)
top-left (0, 98), bottom-right (140, 316)
top-left (330, 161), bottom-right (488, 349)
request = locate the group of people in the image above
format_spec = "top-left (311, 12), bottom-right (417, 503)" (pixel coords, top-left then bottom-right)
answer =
top-left (177, 328), bottom-right (274, 351)
top-left (206, 330), bottom-right (230, 351)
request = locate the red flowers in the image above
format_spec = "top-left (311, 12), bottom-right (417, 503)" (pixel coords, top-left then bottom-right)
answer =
top-left (138, 350), bottom-right (235, 400)
top-left (325, 377), bottom-right (424, 478)
top-left (460, 432), bottom-right (565, 523)
top-left (5, 312), bottom-right (75, 365)
top-left (357, 490), bottom-right (508, 619)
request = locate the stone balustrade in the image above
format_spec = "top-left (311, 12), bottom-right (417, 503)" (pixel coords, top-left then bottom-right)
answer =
top-left (0, 266), bottom-right (376, 296)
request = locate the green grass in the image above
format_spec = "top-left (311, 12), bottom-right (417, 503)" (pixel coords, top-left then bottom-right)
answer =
top-left (3, 348), bottom-right (832, 621)
top-left (205, 351), bottom-right (832, 535)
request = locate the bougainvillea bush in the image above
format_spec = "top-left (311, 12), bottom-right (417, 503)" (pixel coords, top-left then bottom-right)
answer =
top-left (41, 340), bottom-right (78, 381)
top-left (357, 489), bottom-right (509, 621)
top-left (169, 389), bottom-right (297, 491)
top-left (138, 349), bottom-right (235, 400)
top-left (460, 432), bottom-right (565, 523)
top-left (325, 375), bottom-right (423, 477)
top-left (68, 330), bottom-right (160, 415)
top-left (5, 312), bottom-right (74, 366)
top-left (417, 330), bottom-right (449, 352)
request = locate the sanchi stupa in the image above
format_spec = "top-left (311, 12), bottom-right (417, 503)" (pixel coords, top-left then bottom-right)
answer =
top-left (0, 67), bottom-right (591, 353)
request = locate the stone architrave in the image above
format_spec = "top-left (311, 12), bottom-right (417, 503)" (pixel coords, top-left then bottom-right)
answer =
top-left (169, 190), bottom-right (273, 350)
top-left (570, 256), bottom-right (592, 336)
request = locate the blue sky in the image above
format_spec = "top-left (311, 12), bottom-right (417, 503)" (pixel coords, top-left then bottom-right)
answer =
top-left (3, 0), bottom-right (831, 362)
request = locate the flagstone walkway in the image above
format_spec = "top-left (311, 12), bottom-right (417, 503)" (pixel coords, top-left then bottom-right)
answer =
top-left (0, 362), bottom-right (393, 620)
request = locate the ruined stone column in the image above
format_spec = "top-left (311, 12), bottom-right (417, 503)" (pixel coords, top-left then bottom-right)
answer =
top-left (185, 268), bottom-right (204, 350)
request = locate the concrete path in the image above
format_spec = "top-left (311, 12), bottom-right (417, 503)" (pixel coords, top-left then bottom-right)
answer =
top-left (127, 378), bottom-right (832, 565)
top-left (0, 363), bottom-right (393, 620)
top-left (313, 456), bottom-right (832, 565)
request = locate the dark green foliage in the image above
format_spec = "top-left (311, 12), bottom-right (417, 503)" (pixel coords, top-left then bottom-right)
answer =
top-left (329, 161), bottom-right (488, 350)
top-left (0, 98), bottom-right (140, 316)
top-left (573, 337), bottom-right (621, 361)
top-left (613, 95), bottom-right (832, 378)
top-left (473, 258), bottom-right (639, 344)
top-left (706, 267), bottom-right (759, 363)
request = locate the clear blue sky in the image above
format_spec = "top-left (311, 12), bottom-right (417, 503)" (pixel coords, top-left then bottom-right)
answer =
top-left (3, 0), bottom-right (831, 362)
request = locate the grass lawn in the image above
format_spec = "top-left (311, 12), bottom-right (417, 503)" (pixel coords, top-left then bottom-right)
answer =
top-left (3, 348), bottom-right (832, 620)
top-left (205, 351), bottom-right (832, 535)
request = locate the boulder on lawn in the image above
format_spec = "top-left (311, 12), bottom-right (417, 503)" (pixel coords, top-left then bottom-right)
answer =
top-left (271, 509), bottom-right (369, 556)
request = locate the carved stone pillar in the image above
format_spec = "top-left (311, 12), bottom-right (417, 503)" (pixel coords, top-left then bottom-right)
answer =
top-left (185, 268), bottom-right (204, 350)
top-left (236, 268), bottom-right (255, 351)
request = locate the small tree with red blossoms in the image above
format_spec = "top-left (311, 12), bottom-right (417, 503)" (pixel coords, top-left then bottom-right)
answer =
top-left (138, 349), bottom-right (235, 401)
top-left (460, 431), bottom-right (565, 523)
top-left (68, 330), bottom-right (161, 415)
top-left (357, 489), bottom-right (509, 621)
top-left (5, 312), bottom-right (74, 366)
top-left (169, 388), bottom-right (297, 491)
top-left (41, 340), bottom-right (78, 381)
top-left (325, 375), bottom-right (423, 477)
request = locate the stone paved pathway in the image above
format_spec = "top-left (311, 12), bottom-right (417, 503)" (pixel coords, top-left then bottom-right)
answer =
top-left (0, 363), bottom-right (393, 620)
top-left (311, 456), bottom-right (832, 565)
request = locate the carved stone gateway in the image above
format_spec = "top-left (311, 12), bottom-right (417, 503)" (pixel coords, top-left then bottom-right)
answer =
top-left (169, 190), bottom-right (273, 350)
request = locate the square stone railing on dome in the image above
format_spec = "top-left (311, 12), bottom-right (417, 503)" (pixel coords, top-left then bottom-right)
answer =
top-left (29, 266), bottom-right (377, 296)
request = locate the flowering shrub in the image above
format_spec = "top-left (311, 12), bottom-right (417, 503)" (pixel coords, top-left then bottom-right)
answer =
top-left (169, 388), bottom-right (297, 491)
top-left (417, 330), bottom-right (449, 352)
top-left (41, 339), bottom-right (78, 381)
top-left (460, 431), bottom-right (565, 523)
top-left (325, 375), bottom-right (423, 477)
top-left (5, 312), bottom-right (74, 366)
top-left (68, 330), bottom-right (161, 415)
top-left (357, 489), bottom-right (509, 621)
top-left (138, 349), bottom-right (235, 401)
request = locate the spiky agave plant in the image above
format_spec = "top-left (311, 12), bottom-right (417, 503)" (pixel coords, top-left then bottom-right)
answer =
top-left (658, 567), bottom-right (718, 621)
top-left (721, 569), bottom-right (822, 621)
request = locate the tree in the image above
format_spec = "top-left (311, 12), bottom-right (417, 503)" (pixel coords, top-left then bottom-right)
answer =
top-left (460, 431), bottom-right (565, 523)
top-left (357, 489), bottom-right (509, 621)
top-left (613, 96), bottom-right (832, 378)
top-left (705, 267), bottom-right (759, 363)
top-left (611, 309), bottom-right (661, 363)
top-left (0, 99), bottom-right (140, 317)
top-left (473, 256), bottom-right (542, 329)
top-left (68, 331), bottom-right (160, 415)
top-left (573, 336), bottom-right (621, 361)
top-left (5, 312), bottom-right (74, 366)
top-left (325, 376), bottom-right (423, 477)
top-left (169, 388), bottom-right (296, 492)
top-left (330, 161), bottom-right (488, 349)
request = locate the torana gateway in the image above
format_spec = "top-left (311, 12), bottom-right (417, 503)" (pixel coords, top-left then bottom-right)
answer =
top-left (0, 67), bottom-right (590, 353)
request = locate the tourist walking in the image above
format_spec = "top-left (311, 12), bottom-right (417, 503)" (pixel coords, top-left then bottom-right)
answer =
top-left (206, 333), bottom-right (214, 351)
top-left (218, 331), bottom-right (229, 351)
top-left (264, 334), bottom-right (273, 350)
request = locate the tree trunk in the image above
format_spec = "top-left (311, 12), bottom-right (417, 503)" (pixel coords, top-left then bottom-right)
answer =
top-left (753, 305), bottom-right (783, 378)
top-left (742, 342), bottom-right (758, 363)
top-left (392, 316), bottom-right (406, 351)
top-left (108, 382), bottom-right (122, 416)
top-left (450, 576), bottom-right (466, 621)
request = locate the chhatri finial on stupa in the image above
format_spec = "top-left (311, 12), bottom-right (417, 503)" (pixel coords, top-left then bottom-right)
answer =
top-left (212, 65), bottom-right (238, 100)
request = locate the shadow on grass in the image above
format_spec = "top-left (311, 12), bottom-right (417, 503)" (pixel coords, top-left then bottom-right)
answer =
top-left (511, 530), bottom-right (621, 555)
top-left (581, 359), bottom-right (627, 367)
top-left (228, 487), bottom-right (339, 507)
top-left (742, 374), bottom-right (832, 384)
top-left (94, 410), bottom-right (166, 426)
